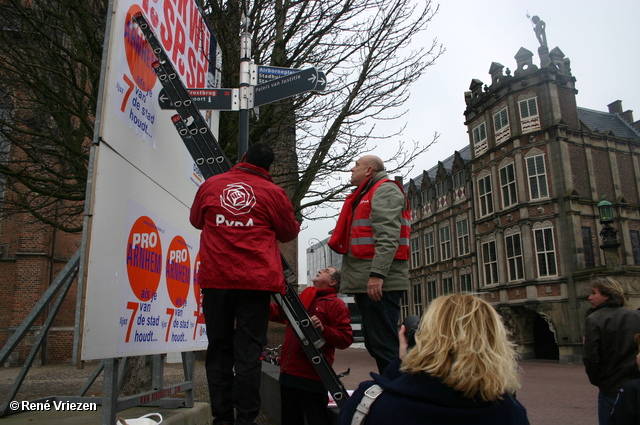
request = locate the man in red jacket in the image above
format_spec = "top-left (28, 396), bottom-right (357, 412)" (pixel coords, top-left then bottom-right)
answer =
top-left (190, 143), bottom-right (300, 425)
top-left (270, 267), bottom-right (354, 425)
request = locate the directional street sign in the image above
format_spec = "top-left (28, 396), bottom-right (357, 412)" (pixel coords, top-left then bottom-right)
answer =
top-left (257, 65), bottom-right (301, 85)
top-left (316, 71), bottom-right (327, 91)
top-left (254, 67), bottom-right (326, 107)
top-left (158, 88), bottom-right (239, 110)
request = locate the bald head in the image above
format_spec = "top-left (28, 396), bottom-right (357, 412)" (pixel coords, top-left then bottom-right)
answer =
top-left (360, 155), bottom-right (384, 172)
top-left (350, 155), bottom-right (384, 187)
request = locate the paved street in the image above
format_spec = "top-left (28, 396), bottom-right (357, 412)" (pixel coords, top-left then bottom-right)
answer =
top-left (0, 345), bottom-right (598, 424)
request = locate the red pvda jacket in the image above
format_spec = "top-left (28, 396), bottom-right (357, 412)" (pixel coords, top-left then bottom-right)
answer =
top-left (190, 162), bottom-right (300, 293)
top-left (270, 287), bottom-right (354, 381)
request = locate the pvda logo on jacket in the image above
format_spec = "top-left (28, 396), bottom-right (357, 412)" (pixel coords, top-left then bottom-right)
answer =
top-left (220, 182), bottom-right (256, 215)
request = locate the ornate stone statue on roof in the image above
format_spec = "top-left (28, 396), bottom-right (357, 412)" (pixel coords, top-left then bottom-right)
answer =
top-left (531, 15), bottom-right (547, 48)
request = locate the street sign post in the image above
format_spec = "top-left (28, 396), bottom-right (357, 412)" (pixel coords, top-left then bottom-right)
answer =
top-left (158, 70), bottom-right (326, 111)
top-left (254, 67), bottom-right (326, 107)
top-left (158, 88), bottom-right (239, 110)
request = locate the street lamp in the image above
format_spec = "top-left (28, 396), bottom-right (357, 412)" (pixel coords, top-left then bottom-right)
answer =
top-left (597, 197), bottom-right (620, 249)
top-left (308, 237), bottom-right (327, 269)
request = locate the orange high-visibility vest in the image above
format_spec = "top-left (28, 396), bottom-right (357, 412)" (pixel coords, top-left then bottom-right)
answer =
top-left (349, 179), bottom-right (411, 260)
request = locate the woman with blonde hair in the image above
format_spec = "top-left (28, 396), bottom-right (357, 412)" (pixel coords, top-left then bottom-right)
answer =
top-left (338, 294), bottom-right (529, 425)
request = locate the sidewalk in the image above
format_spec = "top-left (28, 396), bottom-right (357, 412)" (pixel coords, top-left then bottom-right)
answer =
top-left (0, 346), bottom-right (598, 424)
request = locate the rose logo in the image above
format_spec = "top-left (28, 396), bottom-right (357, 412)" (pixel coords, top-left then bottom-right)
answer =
top-left (220, 183), bottom-right (256, 215)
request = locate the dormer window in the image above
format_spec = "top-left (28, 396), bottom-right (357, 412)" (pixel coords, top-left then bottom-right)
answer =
top-left (453, 170), bottom-right (465, 188)
top-left (421, 189), bottom-right (430, 204)
top-left (436, 180), bottom-right (448, 197)
top-left (410, 195), bottom-right (419, 209)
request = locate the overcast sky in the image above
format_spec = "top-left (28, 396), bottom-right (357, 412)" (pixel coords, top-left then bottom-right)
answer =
top-left (299, 0), bottom-right (640, 284)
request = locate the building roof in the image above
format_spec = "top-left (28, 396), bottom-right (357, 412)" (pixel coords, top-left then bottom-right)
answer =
top-left (405, 144), bottom-right (471, 191)
top-left (578, 107), bottom-right (640, 140)
top-left (405, 107), bottom-right (640, 193)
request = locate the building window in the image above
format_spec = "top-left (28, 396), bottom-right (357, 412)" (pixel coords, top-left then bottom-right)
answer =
top-left (520, 98), bottom-right (538, 118)
top-left (400, 291), bottom-right (410, 319)
top-left (424, 231), bottom-right (435, 264)
top-left (410, 237), bottom-right (421, 269)
top-left (410, 195), bottom-right (419, 209)
top-left (473, 122), bottom-right (487, 145)
top-left (505, 233), bottom-right (525, 281)
top-left (473, 122), bottom-right (488, 156)
top-left (436, 180), bottom-right (448, 197)
top-left (421, 189), bottom-right (430, 204)
top-left (439, 225), bottom-right (451, 260)
top-left (493, 107), bottom-right (510, 144)
top-left (631, 230), bottom-right (640, 266)
top-left (534, 227), bottom-right (557, 277)
top-left (456, 219), bottom-right (470, 255)
top-left (453, 170), bottom-right (465, 188)
top-left (526, 155), bottom-right (548, 199)
top-left (443, 277), bottom-right (454, 295)
top-left (519, 97), bottom-right (541, 133)
top-left (460, 274), bottom-right (473, 293)
top-left (482, 240), bottom-right (499, 285)
top-left (478, 174), bottom-right (494, 217)
top-left (412, 282), bottom-right (423, 317)
top-left (500, 163), bottom-right (518, 208)
top-left (582, 226), bottom-right (596, 268)
top-left (493, 108), bottom-right (508, 131)
top-left (426, 280), bottom-right (437, 303)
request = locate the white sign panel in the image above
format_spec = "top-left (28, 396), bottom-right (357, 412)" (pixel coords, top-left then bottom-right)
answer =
top-left (82, 0), bottom-right (219, 360)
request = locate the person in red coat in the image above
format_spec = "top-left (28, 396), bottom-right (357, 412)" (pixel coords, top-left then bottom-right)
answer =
top-left (270, 267), bottom-right (354, 425)
top-left (190, 143), bottom-right (300, 425)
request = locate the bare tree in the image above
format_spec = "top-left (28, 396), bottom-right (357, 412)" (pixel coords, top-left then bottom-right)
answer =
top-left (0, 0), bottom-right (107, 232)
top-left (0, 0), bottom-right (442, 229)
top-left (204, 0), bottom-right (443, 220)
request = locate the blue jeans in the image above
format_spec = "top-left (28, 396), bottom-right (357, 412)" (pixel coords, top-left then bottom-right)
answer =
top-left (354, 291), bottom-right (404, 373)
top-left (598, 391), bottom-right (616, 425)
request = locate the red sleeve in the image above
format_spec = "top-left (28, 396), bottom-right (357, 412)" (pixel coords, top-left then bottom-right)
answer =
top-left (269, 302), bottom-right (286, 324)
top-left (321, 298), bottom-right (354, 350)
top-left (190, 183), bottom-right (207, 230)
top-left (270, 187), bottom-right (300, 243)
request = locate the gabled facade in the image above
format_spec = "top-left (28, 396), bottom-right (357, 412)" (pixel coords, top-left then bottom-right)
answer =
top-left (405, 149), bottom-right (474, 320)
top-left (406, 39), bottom-right (640, 362)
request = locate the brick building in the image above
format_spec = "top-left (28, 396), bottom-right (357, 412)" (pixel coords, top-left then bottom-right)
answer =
top-left (0, 214), bottom-right (81, 365)
top-left (405, 39), bottom-right (640, 362)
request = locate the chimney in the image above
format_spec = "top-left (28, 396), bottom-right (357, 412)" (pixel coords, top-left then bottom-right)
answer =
top-left (608, 100), bottom-right (635, 124)
top-left (607, 100), bottom-right (623, 114)
top-left (622, 110), bottom-right (634, 125)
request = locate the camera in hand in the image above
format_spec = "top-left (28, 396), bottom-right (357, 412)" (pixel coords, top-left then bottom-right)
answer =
top-left (403, 314), bottom-right (420, 348)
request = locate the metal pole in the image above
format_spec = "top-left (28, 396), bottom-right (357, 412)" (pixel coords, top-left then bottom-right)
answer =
top-left (238, 14), bottom-right (252, 160)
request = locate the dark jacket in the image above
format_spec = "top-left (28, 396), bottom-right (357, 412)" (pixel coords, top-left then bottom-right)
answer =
top-left (583, 303), bottom-right (640, 397)
top-left (608, 379), bottom-right (640, 425)
top-left (338, 358), bottom-right (530, 425)
top-left (270, 287), bottom-right (353, 381)
top-left (190, 162), bottom-right (299, 293)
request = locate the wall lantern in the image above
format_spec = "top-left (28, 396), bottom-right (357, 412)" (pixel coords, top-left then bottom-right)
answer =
top-left (597, 199), bottom-right (614, 224)
top-left (597, 197), bottom-right (620, 250)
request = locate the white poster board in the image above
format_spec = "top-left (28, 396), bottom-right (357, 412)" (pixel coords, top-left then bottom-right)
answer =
top-left (81, 0), bottom-right (220, 360)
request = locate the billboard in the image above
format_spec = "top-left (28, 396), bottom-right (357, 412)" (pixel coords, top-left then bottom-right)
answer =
top-left (81, 0), bottom-right (220, 360)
